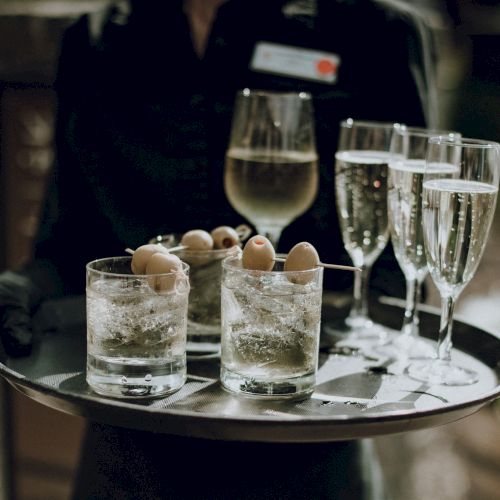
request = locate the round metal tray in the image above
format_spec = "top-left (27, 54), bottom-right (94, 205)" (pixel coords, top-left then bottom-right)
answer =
top-left (1, 294), bottom-right (498, 442)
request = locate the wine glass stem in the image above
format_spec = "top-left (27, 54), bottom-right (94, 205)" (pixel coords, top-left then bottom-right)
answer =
top-left (437, 296), bottom-right (455, 362)
top-left (349, 265), bottom-right (371, 321)
top-left (401, 278), bottom-right (421, 337)
top-left (257, 226), bottom-right (283, 249)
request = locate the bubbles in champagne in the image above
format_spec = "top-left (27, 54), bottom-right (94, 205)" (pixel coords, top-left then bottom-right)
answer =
top-left (388, 160), bottom-right (460, 281)
top-left (422, 178), bottom-right (498, 297)
top-left (335, 150), bottom-right (390, 266)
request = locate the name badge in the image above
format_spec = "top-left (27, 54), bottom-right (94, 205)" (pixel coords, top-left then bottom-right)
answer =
top-left (250, 41), bottom-right (340, 84)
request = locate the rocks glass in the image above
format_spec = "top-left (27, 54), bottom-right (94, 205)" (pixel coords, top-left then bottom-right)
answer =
top-left (86, 256), bottom-right (190, 398)
top-left (150, 234), bottom-right (238, 355)
top-left (220, 255), bottom-right (323, 399)
top-left (178, 246), bottom-right (235, 355)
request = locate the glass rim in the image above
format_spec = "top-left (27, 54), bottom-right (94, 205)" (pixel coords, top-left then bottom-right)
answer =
top-left (238, 88), bottom-right (312, 100)
top-left (86, 256), bottom-right (189, 278)
top-left (149, 234), bottom-right (240, 257)
top-left (222, 255), bottom-right (322, 277)
top-left (340, 118), bottom-right (400, 130)
top-left (428, 136), bottom-right (500, 149)
top-left (178, 246), bottom-right (238, 257)
top-left (394, 125), bottom-right (461, 139)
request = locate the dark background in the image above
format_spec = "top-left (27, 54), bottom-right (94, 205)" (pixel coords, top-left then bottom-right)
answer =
top-left (0, 1), bottom-right (498, 499)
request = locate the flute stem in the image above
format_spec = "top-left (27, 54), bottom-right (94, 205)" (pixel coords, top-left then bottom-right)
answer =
top-left (437, 296), bottom-right (455, 362)
top-left (320, 262), bottom-right (361, 272)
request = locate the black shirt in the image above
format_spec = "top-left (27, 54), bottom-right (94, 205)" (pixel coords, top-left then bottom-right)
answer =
top-left (34, 0), bottom-right (425, 295)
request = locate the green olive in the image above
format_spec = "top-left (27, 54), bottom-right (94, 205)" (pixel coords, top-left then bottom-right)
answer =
top-left (131, 244), bottom-right (169, 274)
top-left (145, 252), bottom-right (183, 292)
top-left (242, 235), bottom-right (275, 271)
top-left (211, 226), bottom-right (240, 249)
top-left (181, 229), bottom-right (214, 250)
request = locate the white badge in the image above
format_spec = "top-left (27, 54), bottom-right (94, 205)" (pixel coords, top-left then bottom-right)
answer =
top-left (250, 41), bottom-right (340, 84)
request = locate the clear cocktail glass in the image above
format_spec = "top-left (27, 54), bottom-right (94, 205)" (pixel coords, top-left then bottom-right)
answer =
top-left (178, 246), bottom-right (236, 355)
top-left (220, 255), bottom-right (323, 399)
top-left (86, 256), bottom-right (190, 398)
top-left (150, 233), bottom-right (243, 356)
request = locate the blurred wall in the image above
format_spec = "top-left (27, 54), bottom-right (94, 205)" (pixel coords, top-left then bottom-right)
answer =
top-left (0, 5), bottom-right (111, 500)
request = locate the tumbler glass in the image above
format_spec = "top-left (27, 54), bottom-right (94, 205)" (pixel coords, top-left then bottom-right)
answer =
top-left (220, 256), bottom-right (323, 398)
top-left (150, 233), bottom-right (242, 356)
top-left (86, 256), bottom-right (190, 398)
top-left (179, 246), bottom-right (235, 355)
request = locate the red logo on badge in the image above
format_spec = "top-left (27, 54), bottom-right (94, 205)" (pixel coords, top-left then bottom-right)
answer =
top-left (316, 59), bottom-right (336, 75)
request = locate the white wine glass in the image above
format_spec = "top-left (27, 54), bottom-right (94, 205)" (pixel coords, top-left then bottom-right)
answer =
top-left (224, 89), bottom-right (319, 248)
top-left (334, 119), bottom-right (396, 340)
top-left (374, 126), bottom-right (461, 360)
top-left (408, 137), bottom-right (500, 385)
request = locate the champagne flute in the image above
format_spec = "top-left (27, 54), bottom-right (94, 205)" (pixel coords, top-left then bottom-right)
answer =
top-left (408, 137), bottom-right (500, 385)
top-left (334, 119), bottom-right (396, 340)
top-left (375, 126), bottom-right (461, 359)
top-left (224, 89), bottom-right (319, 248)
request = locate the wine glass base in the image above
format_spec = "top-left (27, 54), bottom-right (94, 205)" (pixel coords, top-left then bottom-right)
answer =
top-left (407, 360), bottom-right (479, 386)
top-left (372, 334), bottom-right (436, 361)
top-left (343, 315), bottom-right (393, 340)
top-left (323, 318), bottom-right (398, 358)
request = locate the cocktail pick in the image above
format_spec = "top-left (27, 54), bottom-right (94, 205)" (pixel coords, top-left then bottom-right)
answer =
top-left (241, 236), bottom-right (361, 272)
top-left (278, 242), bottom-right (360, 272)
top-left (152, 225), bottom-right (252, 253)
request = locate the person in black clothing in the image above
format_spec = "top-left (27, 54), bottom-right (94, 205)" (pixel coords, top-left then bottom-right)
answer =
top-left (0, 1), bottom-right (427, 498)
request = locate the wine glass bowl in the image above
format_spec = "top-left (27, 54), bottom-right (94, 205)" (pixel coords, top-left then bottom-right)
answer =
top-left (408, 137), bottom-right (500, 385)
top-left (224, 89), bottom-right (319, 247)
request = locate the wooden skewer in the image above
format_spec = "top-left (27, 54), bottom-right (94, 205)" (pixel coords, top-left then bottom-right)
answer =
top-left (131, 225), bottom-right (251, 256)
top-left (235, 224), bottom-right (252, 242)
top-left (164, 244), bottom-right (187, 253)
top-left (273, 256), bottom-right (361, 272)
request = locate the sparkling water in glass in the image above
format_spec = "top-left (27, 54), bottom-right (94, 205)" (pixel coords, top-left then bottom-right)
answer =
top-left (220, 256), bottom-right (323, 398)
top-left (150, 234), bottom-right (239, 356)
top-left (179, 247), bottom-right (235, 355)
top-left (86, 256), bottom-right (190, 398)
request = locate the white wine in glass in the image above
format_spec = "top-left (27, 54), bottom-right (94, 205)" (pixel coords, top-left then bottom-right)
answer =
top-left (408, 137), bottom-right (500, 385)
top-left (224, 89), bottom-right (319, 247)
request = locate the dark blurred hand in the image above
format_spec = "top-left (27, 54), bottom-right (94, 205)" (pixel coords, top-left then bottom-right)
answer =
top-left (0, 271), bottom-right (36, 356)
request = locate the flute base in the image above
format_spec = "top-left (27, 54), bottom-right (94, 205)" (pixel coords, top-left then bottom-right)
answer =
top-left (407, 359), bottom-right (479, 386)
top-left (372, 334), bottom-right (436, 361)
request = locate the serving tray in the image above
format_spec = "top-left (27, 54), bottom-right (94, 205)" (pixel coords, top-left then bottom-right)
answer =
top-left (1, 294), bottom-right (498, 442)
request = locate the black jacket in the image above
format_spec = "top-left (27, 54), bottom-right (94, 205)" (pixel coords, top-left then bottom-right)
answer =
top-left (34, 0), bottom-right (425, 296)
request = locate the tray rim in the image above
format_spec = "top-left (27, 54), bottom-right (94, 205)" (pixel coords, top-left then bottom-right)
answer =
top-left (1, 297), bottom-right (499, 442)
